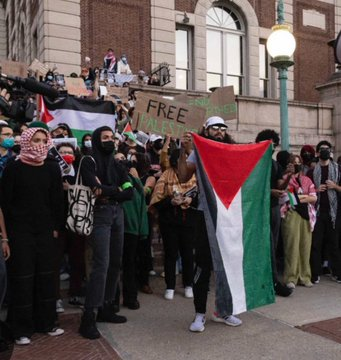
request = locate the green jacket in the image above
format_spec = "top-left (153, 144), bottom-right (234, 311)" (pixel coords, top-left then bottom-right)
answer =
top-left (122, 175), bottom-right (149, 239)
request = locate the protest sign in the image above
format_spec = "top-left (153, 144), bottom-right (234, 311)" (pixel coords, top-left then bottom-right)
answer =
top-left (52, 137), bottom-right (78, 149)
top-left (176, 86), bottom-right (237, 122)
top-left (48, 146), bottom-right (70, 173)
top-left (65, 77), bottom-right (89, 97)
top-left (28, 59), bottom-right (49, 76)
top-left (106, 86), bottom-right (129, 104)
top-left (132, 93), bottom-right (206, 138)
top-left (0, 59), bottom-right (27, 77)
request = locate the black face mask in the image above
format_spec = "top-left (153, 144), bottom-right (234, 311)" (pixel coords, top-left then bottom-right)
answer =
top-left (319, 149), bottom-right (331, 161)
top-left (294, 164), bottom-right (302, 174)
top-left (101, 141), bottom-right (116, 154)
top-left (12, 144), bottom-right (21, 154)
top-left (153, 140), bottom-right (163, 151)
top-left (302, 152), bottom-right (313, 163)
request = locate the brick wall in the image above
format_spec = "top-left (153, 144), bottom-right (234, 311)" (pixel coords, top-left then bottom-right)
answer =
top-left (175, 0), bottom-right (197, 13)
top-left (294, 0), bottom-right (335, 102)
top-left (253, 0), bottom-right (276, 28)
top-left (80, 0), bottom-right (151, 74)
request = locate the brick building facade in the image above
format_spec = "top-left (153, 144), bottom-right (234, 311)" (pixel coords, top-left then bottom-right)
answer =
top-left (1, 0), bottom-right (341, 151)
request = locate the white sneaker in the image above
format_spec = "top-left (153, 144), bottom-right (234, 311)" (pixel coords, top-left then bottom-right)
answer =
top-left (184, 286), bottom-right (193, 298)
top-left (189, 313), bottom-right (206, 332)
top-left (47, 327), bottom-right (64, 336)
top-left (164, 289), bottom-right (174, 300)
top-left (286, 282), bottom-right (296, 289)
top-left (15, 336), bottom-right (31, 345)
top-left (212, 312), bottom-right (242, 327)
top-left (56, 299), bottom-right (64, 313)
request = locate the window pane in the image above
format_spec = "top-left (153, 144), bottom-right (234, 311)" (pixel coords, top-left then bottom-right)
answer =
top-left (227, 76), bottom-right (240, 95)
top-left (207, 7), bottom-right (241, 30)
top-left (176, 69), bottom-right (187, 90)
top-left (176, 30), bottom-right (188, 69)
top-left (207, 30), bottom-right (222, 73)
top-left (226, 34), bottom-right (242, 75)
top-left (259, 43), bottom-right (266, 79)
top-left (207, 73), bottom-right (222, 91)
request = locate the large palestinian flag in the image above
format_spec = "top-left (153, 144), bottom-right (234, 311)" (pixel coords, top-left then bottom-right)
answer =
top-left (192, 133), bottom-right (274, 315)
top-left (41, 96), bottom-right (116, 141)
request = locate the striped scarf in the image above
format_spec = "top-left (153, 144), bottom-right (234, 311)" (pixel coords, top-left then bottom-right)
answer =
top-left (313, 161), bottom-right (339, 227)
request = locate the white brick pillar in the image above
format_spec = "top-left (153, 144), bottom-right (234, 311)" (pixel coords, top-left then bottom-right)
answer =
top-left (42, 0), bottom-right (81, 75)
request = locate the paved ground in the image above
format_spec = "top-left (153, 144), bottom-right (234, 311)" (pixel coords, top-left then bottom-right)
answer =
top-left (2, 274), bottom-right (341, 360)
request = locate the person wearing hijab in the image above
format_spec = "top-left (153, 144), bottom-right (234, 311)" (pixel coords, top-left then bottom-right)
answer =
top-left (78, 126), bottom-right (134, 340)
top-left (1, 127), bottom-right (64, 345)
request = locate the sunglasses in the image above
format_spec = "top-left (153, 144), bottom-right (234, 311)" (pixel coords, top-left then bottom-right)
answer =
top-left (210, 125), bottom-right (227, 132)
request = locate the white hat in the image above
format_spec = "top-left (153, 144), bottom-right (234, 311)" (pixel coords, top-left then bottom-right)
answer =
top-left (204, 116), bottom-right (228, 129)
top-left (0, 120), bottom-right (8, 126)
top-left (149, 134), bottom-right (163, 143)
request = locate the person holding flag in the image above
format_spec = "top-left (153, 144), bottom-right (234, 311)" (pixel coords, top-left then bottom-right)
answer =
top-left (178, 116), bottom-right (274, 332)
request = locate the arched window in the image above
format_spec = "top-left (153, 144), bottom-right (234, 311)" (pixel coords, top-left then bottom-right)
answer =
top-left (206, 4), bottom-right (245, 94)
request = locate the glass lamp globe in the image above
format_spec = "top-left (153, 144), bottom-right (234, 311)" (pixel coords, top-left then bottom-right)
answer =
top-left (266, 25), bottom-right (296, 60)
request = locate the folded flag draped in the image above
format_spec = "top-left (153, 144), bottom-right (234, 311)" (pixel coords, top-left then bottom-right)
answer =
top-left (41, 96), bottom-right (116, 141)
top-left (191, 133), bottom-right (275, 315)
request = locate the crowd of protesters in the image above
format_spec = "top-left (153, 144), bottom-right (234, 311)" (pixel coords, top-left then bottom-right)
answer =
top-left (0, 51), bottom-right (341, 349)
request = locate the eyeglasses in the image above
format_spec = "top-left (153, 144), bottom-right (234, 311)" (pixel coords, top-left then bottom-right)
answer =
top-left (210, 126), bottom-right (227, 132)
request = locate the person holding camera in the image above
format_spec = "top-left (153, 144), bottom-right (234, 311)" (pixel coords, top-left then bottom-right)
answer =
top-left (150, 148), bottom-right (197, 300)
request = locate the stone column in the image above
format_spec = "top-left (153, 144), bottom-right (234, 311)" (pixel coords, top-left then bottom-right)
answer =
top-left (0, 5), bottom-right (7, 58)
top-left (42, 0), bottom-right (81, 75)
top-left (316, 73), bottom-right (341, 155)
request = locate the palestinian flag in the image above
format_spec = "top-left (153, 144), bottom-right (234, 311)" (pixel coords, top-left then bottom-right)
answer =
top-left (122, 122), bottom-right (136, 142)
top-left (41, 96), bottom-right (116, 141)
top-left (192, 133), bottom-right (275, 315)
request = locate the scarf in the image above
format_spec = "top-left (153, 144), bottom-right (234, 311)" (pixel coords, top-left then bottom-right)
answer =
top-left (313, 161), bottom-right (339, 227)
top-left (104, 54), bottom-right (116, 72)
top-left (19, 127), bottom-right (51, 166)
top-left (149, 167), bottom-right (196, 210)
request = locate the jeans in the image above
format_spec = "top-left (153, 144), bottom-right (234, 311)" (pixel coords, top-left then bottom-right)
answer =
top-left (84, 203), bottom-right (124, 308)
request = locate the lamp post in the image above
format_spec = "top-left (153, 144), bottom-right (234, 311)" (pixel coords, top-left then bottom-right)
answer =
top-left (266, 0), bottom-right (296, 151)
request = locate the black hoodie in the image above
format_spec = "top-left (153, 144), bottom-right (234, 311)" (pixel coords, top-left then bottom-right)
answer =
top-left (80, 126), bottom-right (133, 202)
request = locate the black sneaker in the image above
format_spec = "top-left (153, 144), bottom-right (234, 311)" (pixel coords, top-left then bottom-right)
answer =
top-left (312, 276), bottom-right (320, 284)
top-left (97, 312), bottom-right (127, 323)
top-left (79, 311), bottom-right (100, 340)
top-left (123, 300), bottom-right (140, 310)
top-left (69, 296), bottom-right (84, 306)
top-left (322, 266), bottom-right (331, 276)
top-left (332, 276), bottom-right (341, 283)
top-left (274, 282), bottom-right (292, 297)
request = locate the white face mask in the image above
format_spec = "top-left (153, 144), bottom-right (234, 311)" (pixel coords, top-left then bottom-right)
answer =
top-left (84, 140), bottom-right (92, 148)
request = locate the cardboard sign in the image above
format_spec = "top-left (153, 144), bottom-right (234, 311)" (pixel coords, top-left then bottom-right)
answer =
top-left (176, 86), bottom-right (237, 122)
top-left (65, 77), bottom-right (89, 97)
top-left (28, 59), bottom-right (49, 76)
top-left (132, 93), bottom-right (206, 138)
top-left (52, 137), bottom-right (78, 149)
top-left (106, 86), bottom-right (129, 103)
top-left (0, 59), bottom-right (27, 78)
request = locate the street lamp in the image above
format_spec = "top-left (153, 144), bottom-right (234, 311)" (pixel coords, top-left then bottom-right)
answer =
top-left (266, 0), bottom-right (296, 151)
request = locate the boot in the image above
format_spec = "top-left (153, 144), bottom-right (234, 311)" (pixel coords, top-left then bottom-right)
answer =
top-left (97, 301), bottom-right (127, 323)
top-left (79, 310), bottom-right (100, 340)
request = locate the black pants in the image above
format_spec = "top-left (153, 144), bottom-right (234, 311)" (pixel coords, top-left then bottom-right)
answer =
top-left (310, 212), bottom-right (341, 279)
top-left (270, 205), bottom-right (281, 283)
top-left (7, 230), bottom-right (57, 338)
top-left (193, 212), bottom-right (212, 314)
top-left (122, 233), bottom-right (139, 303)
top-left (159, 221), bottom-right (194, 290)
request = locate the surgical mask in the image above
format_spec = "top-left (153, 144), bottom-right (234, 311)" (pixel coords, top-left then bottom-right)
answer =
top-left (84, 140), bottom-right (92, 148)
top-left (319, 148), bottom-right (331, 161)
top-left (302, 152), bottom-right (313, 163)
top-left (101, 141), bottom-right (115, 154)
top-left (1, 137), bottom-right (14, 149)
top-left (62, 154), bottom-right (75, 165)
